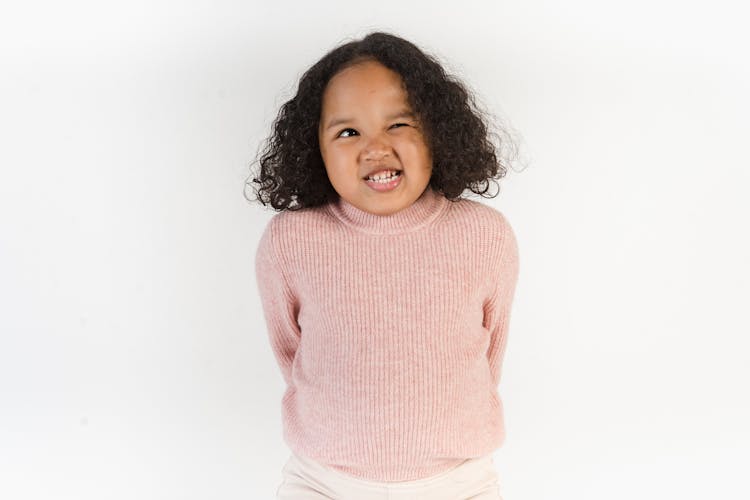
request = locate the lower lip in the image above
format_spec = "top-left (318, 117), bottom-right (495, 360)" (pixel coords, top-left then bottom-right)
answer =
top-left (364, 172), bottom-right (402, 192)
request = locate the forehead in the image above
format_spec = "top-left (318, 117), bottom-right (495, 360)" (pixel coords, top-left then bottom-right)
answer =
top-left (321, 61), bottom-right (409, 111)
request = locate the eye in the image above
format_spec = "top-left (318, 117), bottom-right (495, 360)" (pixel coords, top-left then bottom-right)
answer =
top-left (337, 128), bottom-right (358, 138)
top-left (391, 123), bottom-right (409, 129)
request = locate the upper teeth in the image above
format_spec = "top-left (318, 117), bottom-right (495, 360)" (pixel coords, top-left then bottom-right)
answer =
top-left (368, 170), bottom-right (398, 180)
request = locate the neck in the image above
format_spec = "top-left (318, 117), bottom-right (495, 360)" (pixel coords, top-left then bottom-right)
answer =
top-left (327, 186), bottom-right (448, 235)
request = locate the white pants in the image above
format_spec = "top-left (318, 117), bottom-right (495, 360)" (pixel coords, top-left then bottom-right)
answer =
top-left (276, 452), bottom-right (503, 500)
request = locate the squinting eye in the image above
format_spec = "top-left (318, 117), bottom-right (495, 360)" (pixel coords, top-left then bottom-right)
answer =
top-left (337, 128), bottom-right (357, 138)
top-left (391, 123), bottom-right (408, 129)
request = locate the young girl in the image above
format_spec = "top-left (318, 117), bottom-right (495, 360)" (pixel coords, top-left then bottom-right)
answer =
top-left (249, 31), bottom-right (520, 500)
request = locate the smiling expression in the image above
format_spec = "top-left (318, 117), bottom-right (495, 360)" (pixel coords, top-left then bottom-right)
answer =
top-left (318, 59), bottom-right (433, 217)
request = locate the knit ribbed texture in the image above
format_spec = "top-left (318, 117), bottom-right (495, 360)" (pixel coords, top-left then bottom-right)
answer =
top-left (254, 186), bottom-right (520, 482)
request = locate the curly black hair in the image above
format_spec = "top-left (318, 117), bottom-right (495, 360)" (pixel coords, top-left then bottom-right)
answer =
top-left (245, 31), bottom-right (523, 211)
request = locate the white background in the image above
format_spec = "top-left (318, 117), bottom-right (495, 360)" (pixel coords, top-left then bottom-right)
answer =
top-left (1, 1), bottom-right (748, 499)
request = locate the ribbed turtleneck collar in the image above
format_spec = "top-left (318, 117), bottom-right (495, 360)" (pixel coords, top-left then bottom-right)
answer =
top-left (326, 186), bottom-right (448, 235)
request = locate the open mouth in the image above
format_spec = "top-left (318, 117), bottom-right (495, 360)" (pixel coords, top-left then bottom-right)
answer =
top-left (362, 170), bottom-right (403, 182)
top-left (363, 170), bottom-right (403, 192)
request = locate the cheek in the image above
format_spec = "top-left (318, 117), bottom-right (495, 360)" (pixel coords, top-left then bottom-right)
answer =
top-left (401, 130), bottom-right (429, 151)
top-left (321, 145), bottom-right (354, 170)
top-left (399, 136), bottom-right (432, 164)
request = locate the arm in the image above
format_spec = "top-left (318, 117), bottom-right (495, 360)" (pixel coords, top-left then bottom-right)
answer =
top-left (484, 215), bottom-right (520, 388)
top-left (254, 218), bottom-right (301, 387)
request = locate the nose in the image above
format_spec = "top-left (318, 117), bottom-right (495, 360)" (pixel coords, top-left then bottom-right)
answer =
top-left (361, 134), bottom-right (392, 162)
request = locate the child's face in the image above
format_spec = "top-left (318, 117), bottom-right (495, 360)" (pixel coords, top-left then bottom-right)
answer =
top-left (318, 60), bottom-right (433, 217)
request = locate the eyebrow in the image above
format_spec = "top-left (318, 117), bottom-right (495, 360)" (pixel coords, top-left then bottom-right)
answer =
top-left (324, 109), bottom-right (416, 131)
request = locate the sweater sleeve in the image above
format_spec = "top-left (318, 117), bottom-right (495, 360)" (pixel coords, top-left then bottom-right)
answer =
top-left (484, 215), bottom-right (520, 388)
top-left (254, 217), bottom-right (301, 388)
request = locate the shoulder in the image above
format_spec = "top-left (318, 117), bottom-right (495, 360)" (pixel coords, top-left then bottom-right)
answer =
top-left (256, 203), bottom-right (332, 253)
top-left (444, 196), bottom-right (515, 239)
top-left (445, 196), bottom-right (519, 269)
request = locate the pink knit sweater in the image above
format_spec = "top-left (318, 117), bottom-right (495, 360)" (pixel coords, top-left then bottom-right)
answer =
top-left (254, 186), bottom-right (520, 482)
